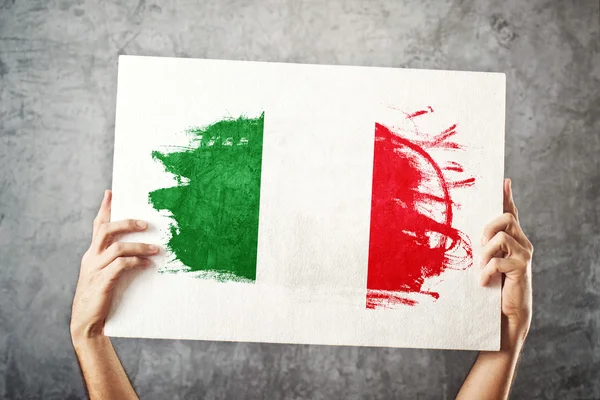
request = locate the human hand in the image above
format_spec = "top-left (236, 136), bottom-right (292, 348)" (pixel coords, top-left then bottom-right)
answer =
top-left (70, 190), bottom-right (159, 342)
top-left (480, 178), bottom-right (533, 349)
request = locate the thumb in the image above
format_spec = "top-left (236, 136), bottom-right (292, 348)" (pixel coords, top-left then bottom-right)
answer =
top-left (503, 178), bottom-right (519, 221)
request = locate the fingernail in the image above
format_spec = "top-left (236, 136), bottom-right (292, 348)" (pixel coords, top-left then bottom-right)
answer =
top-left (480, 236), bottom-right (486, 246)
top-left (136, 220), bottom-right (147, 229)
top-left (148, 244), bottom-right (159, 252)
top-left (141, 258), bottom-right (150, 266)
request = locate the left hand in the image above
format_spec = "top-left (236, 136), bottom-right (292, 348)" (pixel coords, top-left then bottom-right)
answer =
top-left (480, 178), bottom-right (533, 346)
top-left (71, 190), bottom-right (159, 342)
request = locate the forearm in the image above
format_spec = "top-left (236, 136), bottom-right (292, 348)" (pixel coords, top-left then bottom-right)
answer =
top-left (72, 335), bottom-right (138, 400)
top-left (457, 321), bottom-right (528, 400)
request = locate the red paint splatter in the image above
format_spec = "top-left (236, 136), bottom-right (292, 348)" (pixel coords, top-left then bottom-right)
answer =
top-left (430, 124), bottom-right (458, 146)
top-left (366, 290), bottom-right (418, 307)
top-left (443, 161), bottom-right (464, 172)
top-left (449, 177), bottom-right (476, 188)
top-left (406, 106), bottom-right (434, 119)
top-left (366, 111), bottom-right (474, 309)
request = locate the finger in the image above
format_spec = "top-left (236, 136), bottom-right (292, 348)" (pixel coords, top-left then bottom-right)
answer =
top-left (503, 178), bottom-right (519, 221)
top-left (98, 242), bottom-right (159, 268)
top-left (480, 231), bottom-right (529, 267)
top-left (482, 212), bottom-right (529, 249)
top-left (92, 219), bottom-right (149, 250)
top-left (480, 257), bottom-right (522, 286)
top-left (103, 256), bottom-right (151, 287)
top-left (93, 190), bottom-right (112, 239)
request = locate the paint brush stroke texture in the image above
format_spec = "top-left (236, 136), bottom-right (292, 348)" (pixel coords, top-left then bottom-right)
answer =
top-left (367, 108), bottom-right (474, 308)
top-left (149, 113), bottom-right (265, 282)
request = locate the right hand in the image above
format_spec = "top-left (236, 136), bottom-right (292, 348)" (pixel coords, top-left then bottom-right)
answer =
top-left (70, 190), bottom-right (159, 342)
top-left (480, 179), bottom-right (533, 349)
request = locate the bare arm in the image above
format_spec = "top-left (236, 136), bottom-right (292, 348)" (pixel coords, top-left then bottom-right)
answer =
top-left (71, 335), bottom-right (138, 400)
top-left (457, 179), bottom-right (533, 399)
top-left (70, 190), bottom-right (159, 400)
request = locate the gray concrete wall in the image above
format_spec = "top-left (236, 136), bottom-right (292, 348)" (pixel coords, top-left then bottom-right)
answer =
top-left (0, 0), bottom-right (598, 399)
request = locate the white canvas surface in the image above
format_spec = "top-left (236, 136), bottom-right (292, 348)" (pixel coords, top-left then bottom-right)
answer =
top-left (106, 55), bottom-right (505, 350)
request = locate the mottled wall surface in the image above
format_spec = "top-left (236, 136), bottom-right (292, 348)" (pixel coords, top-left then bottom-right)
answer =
top-left (0, 1), bottom-right (598, 399)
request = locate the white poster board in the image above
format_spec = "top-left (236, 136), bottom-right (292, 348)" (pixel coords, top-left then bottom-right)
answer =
top-left (106, 55), bottom-right (505, 350)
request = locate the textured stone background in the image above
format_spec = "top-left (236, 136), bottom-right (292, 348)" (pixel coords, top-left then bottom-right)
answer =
top-left (1, 0), bottom-right (599, 399)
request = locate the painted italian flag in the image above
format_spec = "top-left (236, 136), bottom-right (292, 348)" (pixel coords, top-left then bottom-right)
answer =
top-left (148, 109), bottom-right (474, 309)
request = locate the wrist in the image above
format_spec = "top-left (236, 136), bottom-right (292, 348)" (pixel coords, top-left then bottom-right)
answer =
top-left (70, 322), bottom-right (107, 348)
top-left (507, 313), bottom-right (530, 337)
top-left (501, 315), bottom-right (530, 354)
top-left (71, 332), bottom-right (110, 353)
